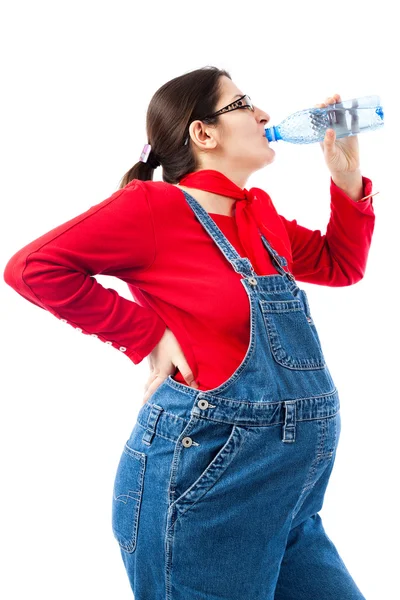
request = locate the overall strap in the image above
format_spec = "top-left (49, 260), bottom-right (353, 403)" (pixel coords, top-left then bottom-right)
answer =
top-left (182, 190), bottom-right (256, 279)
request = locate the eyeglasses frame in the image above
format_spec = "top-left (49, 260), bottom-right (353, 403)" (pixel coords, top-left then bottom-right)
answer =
top-left (183, 94), bottom-right (254, 146)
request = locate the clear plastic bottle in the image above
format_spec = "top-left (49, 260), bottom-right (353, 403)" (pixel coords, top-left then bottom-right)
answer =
top-left (265, 95), bottom-right (384, 144)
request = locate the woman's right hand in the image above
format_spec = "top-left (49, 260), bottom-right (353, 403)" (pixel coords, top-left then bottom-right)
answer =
top-left (142, 326), bottom-right (198, 405)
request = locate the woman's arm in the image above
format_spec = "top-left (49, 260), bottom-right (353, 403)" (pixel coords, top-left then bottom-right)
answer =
top-left (3, 180), bottom-right (166, 364)
top-left (279, 175), bottom-right (376, 286)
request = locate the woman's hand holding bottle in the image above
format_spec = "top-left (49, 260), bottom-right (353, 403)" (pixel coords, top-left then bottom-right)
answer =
top-left (316, 94), bottom-right (361, 176)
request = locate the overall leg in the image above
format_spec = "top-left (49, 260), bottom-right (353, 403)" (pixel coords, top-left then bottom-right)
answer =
top-left (274, 513), bottom-right (366, 600)
top-left (274, 448), bottom-right (366, 600)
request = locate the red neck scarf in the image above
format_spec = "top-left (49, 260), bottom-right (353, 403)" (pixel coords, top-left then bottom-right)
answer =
top-left (178, 169), bottom-right (278, 273)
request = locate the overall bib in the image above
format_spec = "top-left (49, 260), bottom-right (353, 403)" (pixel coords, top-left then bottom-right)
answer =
top-left (111, 190), bottom-right (366, 600)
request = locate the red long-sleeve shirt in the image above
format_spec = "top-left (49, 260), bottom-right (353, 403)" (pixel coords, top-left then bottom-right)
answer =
top-left (3, 175), bottom-right (376, 391)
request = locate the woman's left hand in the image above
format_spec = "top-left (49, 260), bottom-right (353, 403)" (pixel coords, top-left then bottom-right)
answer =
top-left (316, 94), bottom-right (361, 175)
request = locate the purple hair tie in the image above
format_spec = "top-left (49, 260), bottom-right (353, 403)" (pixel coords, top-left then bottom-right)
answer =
top-left (139, 143), bottom-right (152, 163)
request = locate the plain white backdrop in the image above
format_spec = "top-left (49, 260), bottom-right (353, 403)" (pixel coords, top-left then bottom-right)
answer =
top-left (1, 1), bottom-right (398, 598)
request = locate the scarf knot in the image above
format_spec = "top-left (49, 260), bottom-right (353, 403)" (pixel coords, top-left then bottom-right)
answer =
top-left (178, 169), bottom-right (269, 274)
top-left (241, 189), bottom-right (253, 205)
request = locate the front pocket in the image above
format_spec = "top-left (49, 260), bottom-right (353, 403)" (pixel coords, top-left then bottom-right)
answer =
top-left (112, 443), bottom-right (146, 553)
top-left (259, 295), bottom-right (326, 370)
top-left (168, 416), bottom-right (248, 520)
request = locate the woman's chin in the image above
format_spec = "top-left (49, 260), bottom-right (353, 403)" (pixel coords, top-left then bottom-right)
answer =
top-left (264, 147), bottom-right (276, 164)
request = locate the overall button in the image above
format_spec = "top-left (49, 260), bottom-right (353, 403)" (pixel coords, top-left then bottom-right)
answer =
top-left (182, 436), bottom-right (193, 448)
top-left (197, 399), bottom-right (209, 410)
top-left (247, 277), bottom-right (257, 286)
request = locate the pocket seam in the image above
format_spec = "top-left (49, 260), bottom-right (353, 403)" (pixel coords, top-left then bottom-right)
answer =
top-left (112, 444), bottom-right (146, 553)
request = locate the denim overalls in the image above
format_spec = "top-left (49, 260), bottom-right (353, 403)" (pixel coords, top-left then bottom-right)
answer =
top-left (111, 190), bottom-right (367, 600)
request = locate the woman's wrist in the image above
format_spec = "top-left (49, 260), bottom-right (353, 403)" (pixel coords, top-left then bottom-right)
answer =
top-left (331, 169), bottom-right (364, 202)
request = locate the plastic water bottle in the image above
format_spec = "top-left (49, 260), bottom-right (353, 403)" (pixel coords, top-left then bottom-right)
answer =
top-left (265, 95), bottom-right (384, 144)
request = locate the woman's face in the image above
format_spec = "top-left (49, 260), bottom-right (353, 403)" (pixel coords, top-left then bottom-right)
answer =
top-left (190, 75), bottom-right (275, 174)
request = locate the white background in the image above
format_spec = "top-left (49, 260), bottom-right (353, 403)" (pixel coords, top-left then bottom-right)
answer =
top-left (1, 1), bottom-right (398, 598)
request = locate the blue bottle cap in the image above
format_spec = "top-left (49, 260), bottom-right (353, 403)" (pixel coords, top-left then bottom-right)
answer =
top-left (264, 126), bottom-right (281, 142)
top-left (264, 127), bottom-right (274, 142)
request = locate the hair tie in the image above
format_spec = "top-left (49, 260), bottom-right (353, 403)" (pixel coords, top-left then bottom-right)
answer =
top-left (139, 143), bottom-right (161, 169)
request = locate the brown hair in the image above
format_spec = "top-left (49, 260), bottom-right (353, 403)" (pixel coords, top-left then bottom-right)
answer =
top-left (118, 65), bottom-right (231, 189)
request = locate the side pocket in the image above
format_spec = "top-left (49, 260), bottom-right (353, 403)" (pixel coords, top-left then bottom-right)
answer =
top-left (169, 416), bottom-right (248, 518)
top-left (112, 443), bottom-right (146, 553)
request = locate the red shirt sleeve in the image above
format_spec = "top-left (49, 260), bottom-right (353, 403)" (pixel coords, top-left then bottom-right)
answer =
top-left (279, 176), bottom-right (376, 286)
top-left (3, 180), bottom-right (166, 364)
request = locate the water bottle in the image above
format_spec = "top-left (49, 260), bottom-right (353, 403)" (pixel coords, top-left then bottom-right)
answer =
top-left (265, 95), bottom-right (384, 144)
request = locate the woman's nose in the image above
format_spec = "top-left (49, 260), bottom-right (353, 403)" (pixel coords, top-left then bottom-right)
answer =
top-left (255, 106), bottom-right (270, 125)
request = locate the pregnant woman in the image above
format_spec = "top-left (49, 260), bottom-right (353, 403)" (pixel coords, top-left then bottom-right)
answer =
top-left (4, 65), bottom-right (376, 599)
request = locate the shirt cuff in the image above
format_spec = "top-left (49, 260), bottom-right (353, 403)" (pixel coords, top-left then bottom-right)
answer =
top-left (330, 175), bottom-right (378, 211)
top-left (125, 318), bottom-right (167, 365)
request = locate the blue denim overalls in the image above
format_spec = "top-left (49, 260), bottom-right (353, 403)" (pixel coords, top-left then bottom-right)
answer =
top-left (111, 190), bottom-right (367, 600)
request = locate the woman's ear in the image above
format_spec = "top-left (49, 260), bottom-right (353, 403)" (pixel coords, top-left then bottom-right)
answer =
top-left (189, 120), bottom-right (218, 151)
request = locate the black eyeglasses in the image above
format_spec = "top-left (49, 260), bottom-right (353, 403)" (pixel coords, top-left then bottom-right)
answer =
top-left (184, 94), bottom-right (254, 145)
